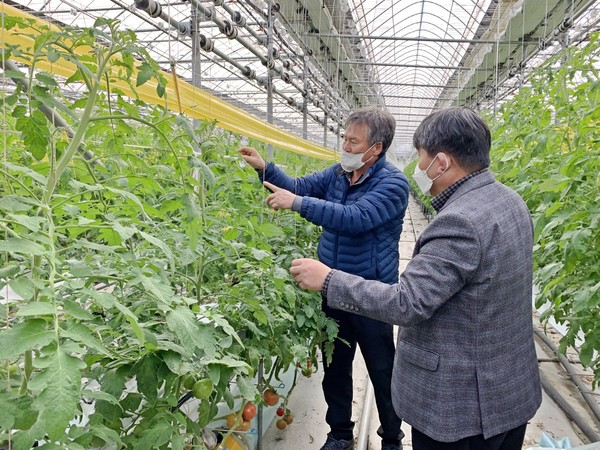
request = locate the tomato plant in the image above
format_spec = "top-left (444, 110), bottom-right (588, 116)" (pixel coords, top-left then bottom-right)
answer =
top-left (0, 13), bottom-right (339, 450)
top-left (488, 32), bottom-right (600, 387)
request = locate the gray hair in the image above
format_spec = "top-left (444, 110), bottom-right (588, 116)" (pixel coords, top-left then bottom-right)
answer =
top-left (413, 107), bottom-right (491, 170)
top-left (345, 107), bottom-right (396, 154)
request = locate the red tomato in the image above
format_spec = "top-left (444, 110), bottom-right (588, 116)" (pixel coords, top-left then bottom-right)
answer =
top-left (242, 403), bottom-right (257, 421)
top-left (263, 389), bottom-right (280, 406)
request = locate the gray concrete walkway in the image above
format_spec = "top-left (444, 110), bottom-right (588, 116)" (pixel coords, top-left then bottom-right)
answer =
top-left (260, 196), bottom-right (599, 450)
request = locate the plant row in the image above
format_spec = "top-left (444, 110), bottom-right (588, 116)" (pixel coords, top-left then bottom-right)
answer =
top-left (406, 32), bottom-right (600, 387)
top-left (0, 17), bottom-right (336, 449)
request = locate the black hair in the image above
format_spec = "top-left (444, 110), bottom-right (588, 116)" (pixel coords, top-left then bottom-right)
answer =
top-left (412, 107), bottom-right (491, 169)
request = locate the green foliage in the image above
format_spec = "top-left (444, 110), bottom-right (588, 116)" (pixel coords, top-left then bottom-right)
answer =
top-left (490, 32), bottom-right (600, 386)
top-left (403, 159), bottom-right (435, 219)
top-left (0, 17), bottom-right (336, 449)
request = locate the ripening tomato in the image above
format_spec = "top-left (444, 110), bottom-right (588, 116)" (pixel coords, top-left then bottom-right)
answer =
top-left (242, 403), bottom-right (257, 421)
top-left (276, 418), bottom-right (288, 430)
top-left (276, 407), bottom-right (285, 417)
top-left (238, 420), bottom-right (251, 431)
top-left (226, 413), bottom-right (242, 429)
top-left (263, 389), bottom-right (280, 406)
top-left (302, 366), bottom-right (313, 377)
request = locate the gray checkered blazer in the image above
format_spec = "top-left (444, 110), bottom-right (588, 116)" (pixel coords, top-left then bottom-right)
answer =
top-left (326, 171), bottom-right (542, 442)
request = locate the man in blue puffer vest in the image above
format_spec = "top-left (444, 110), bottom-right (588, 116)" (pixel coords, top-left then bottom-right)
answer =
top-left (238, 107), bottom-right (409, 450)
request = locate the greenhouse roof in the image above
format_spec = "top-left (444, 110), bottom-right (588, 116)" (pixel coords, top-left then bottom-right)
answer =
top-left (3, 0), bottom-right (600, 159)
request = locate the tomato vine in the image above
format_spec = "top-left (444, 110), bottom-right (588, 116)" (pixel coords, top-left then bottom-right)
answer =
top-left (0, 16), bottom-right (337, 449)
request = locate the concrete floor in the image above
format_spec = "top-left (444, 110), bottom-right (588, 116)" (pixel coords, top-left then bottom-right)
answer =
top-left (260, 196), bottom-right (600, 450)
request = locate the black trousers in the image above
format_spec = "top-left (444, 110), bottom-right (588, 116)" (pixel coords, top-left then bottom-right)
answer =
top-left (412, 423), bottom-right (528, 450)
top-left (322, 298), bottom-right (403, 445)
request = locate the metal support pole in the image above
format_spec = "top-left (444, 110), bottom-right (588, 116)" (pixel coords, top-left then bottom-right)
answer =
top-left (191, 3), bottom-right (203, 131)
top-left (257, 360), bottom-right (264, 450)
top-left (303, 55), bottom-right (308, 140)
top-left (266, 1), bottom-right (274, 160)
top-left (323, 97), bottom-right (328, 149)
top-left (336, 105), bottom-right (341, 151)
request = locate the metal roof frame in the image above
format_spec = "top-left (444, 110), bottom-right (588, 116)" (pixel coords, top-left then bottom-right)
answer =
top-left (2, 0), bottom-right (599, 158)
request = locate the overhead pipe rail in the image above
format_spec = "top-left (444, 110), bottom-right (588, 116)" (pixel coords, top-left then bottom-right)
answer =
top-left (134, 0), bottom-right (345, 130)
top-left (0, 3), bottom-right (337, 160)
top-left (206, 0), bottom-right (346, 128)
top-left (272, 9), bottom-right (352, 121)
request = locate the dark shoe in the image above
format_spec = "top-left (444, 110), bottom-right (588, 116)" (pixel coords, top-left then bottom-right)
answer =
top-left (320, 435), bottom-right (354, 450)
top-left (381, 444), bottom-right (402, 450)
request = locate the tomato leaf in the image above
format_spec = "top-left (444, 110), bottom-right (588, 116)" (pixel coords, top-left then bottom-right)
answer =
top-left (29, 347), bottom-right (86, 441)
top-left (236, 374), bottom-right (258, 401)
top-left (0, 237), bottom-right (46, 255)
top-left (166, 307), bottom-right (217, 357)
top-left (0, 319), bottom-right (54, 359)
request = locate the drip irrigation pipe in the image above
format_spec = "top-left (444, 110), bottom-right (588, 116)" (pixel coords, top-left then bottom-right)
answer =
top-left (539, 372), bottom-right (600, 443)
top-left (356, 376), bottom-right (374, 450)
top-left (533, 327), bottom-right (600, 423)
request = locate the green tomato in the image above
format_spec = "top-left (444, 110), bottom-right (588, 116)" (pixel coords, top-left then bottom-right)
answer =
top-left (1, 364), bottom-right (18, 376)
top-left (192, 378), bottom-right (213, 400)
top-left (182, 374), bottom-right (196, 391)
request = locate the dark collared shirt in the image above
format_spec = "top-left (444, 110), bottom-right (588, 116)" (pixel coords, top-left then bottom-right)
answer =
top-left (431, 168), bottom-right (488, 212)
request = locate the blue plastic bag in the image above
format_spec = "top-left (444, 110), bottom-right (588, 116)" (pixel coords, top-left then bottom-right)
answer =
top-left (538, 432), bottom-right (572, 448)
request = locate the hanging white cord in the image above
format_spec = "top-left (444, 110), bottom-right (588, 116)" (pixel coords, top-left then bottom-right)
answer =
top-left (520, 4), bottom-right (525, 85)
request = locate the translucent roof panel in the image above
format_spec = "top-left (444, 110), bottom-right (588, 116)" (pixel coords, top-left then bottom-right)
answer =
top-left (4, 0), bottom-right (599, 160)
top-left (349, 0), bottom-right (492, 156)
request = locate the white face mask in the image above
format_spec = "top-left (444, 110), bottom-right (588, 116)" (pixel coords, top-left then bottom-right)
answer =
top-left (413, 153), bottom-right (448, 196)
top-left (340, 143), bottom-right (376, 172)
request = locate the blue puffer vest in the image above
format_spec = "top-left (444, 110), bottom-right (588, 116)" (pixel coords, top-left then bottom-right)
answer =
top-left (260, 156), bottom-right (409, 283)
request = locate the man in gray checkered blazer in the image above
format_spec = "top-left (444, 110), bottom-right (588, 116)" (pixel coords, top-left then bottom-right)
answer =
top-left (291, 107), bottom-right (542, 450)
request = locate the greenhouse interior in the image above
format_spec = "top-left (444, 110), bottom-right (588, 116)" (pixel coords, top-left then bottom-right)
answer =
top-left (1, 0), bottom-right (600, 448)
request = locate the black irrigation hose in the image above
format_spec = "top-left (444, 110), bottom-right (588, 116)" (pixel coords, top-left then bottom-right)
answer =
top-left (534, 327), bottom-right (600, 423)
top-left (172, 391), bottom-right (194, 412)
top-left (539, 371), bottom-right (600, 443)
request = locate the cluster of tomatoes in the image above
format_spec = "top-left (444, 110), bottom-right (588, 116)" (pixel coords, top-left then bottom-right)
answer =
top-left (224, 402), bottom-right (255, 432)
top-left (275, 405), bottom-right (294, 430)
top-left (223, 387), bottom-right (295, 433)
top-left (182, 370), bottom-right (305, 435)
top-left (263, 388), bottom-right (293, 431)
top-left (183, 373), bottom-right (214, 400)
